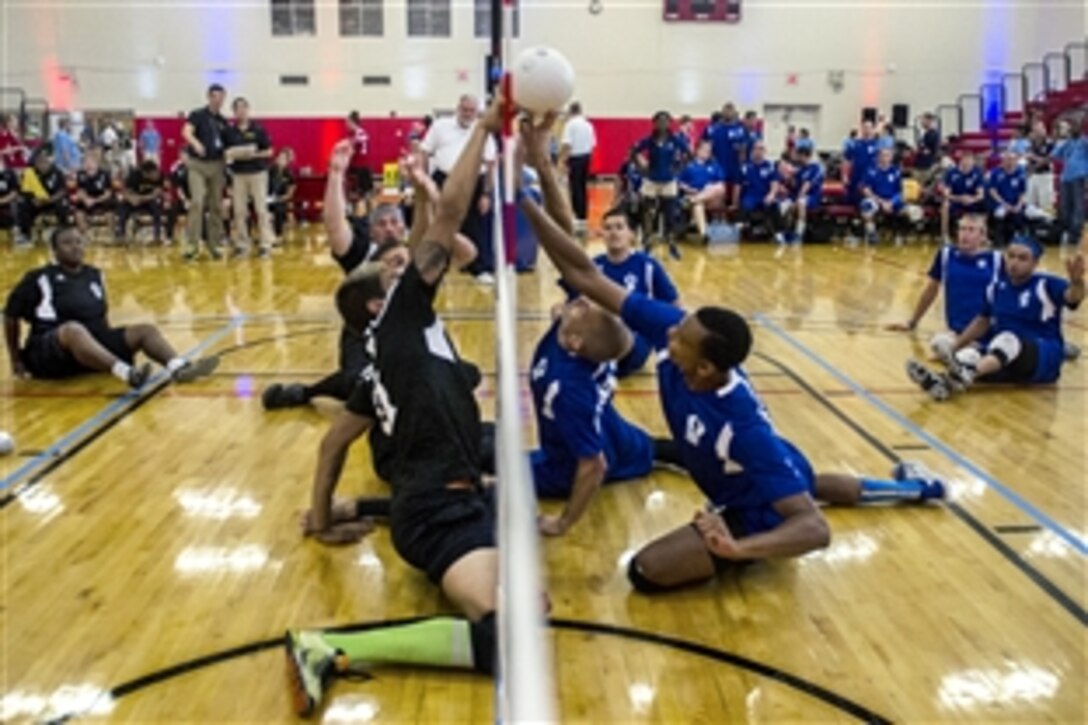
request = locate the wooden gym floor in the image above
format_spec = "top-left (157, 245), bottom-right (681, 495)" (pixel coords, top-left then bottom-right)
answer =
top-left (0, 195), bottom-right (1084, 723)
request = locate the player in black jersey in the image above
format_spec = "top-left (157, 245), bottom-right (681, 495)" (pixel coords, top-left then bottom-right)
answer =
top-left (0, 154), bottom-right (17, 232)
top-left (4, 226), bottom-right (220, 387)
top-left (284, 97), bottom-right (505, 718)
top-left (73, 153), bottom-right (116, 235)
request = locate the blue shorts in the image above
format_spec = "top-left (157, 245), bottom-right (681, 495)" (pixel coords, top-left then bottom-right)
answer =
top-left (949, 201), bottom-right (985, 217)
top-left (860, 195), bottom-right (904, 215)
top-left (712, 441), bottom-right (816, 536)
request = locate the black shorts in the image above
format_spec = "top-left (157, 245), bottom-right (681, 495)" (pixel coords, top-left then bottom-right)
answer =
top-left (351, 167), bottom-right (374, 196)
top-left (390, 486), bottom-right (496, 584)
top-left (73, 199), bottom-right (117, 214)
top-left (21, 326), bottom-right (133, 379)
top-left (979, 336), bottom-right (1040, 384)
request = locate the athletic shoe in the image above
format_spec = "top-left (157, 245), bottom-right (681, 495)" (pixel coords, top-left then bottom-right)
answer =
top-left (906, 359), bottom-right (951, 401)
top-left (284, 630), bottom-right (348, 718)
top-left (173, 355), bottom-right (220, 383)
top-left (774, 232), bottom-right (787, 246)
top-left (893, 234), bottom-right (905, 247)
top-left (208, 247), bottom-right (223, 261)
top-left (667, 240), bottom-right (682, 260)
top-left (182, 250), bottom-right (198, 263)
top-left (943, 353), bottom-right (976, 392)
top-left (865, 230), bottom-right (878, 246)
top-left (14, 233), bottom-right (32, 248)
top-left (475, 272), bottom-right (496, 286)
top-left (1064, 342), bottom-right (1081, 362)
top-left (127, 362), bottom-right (152, 389)
top-left (262, 383), bottom-right (308, 410)
top-left (891, 460), bottom-right (947, 501)
top-left (257, 247), bottom-right (272, 259)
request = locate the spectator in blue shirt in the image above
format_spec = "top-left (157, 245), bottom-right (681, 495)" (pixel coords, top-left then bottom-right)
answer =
top-left (635, 111), bottom-right (689, 259)
top-left (859, 148), bottom-right (907, 244)
top-left (988, 150), bottom-right (1051, 246)
top-left (794, 128), bottom-right (815, 155)
top-left (52, 117), bottom-right (82, 176)
top-left (139, 120), bottom-right (162, 161)
top-left (614, 145), bottom-right (644, 235)
top-left (915, 113), bottom-right (941, 172)
top-left (940, 153), bottom-right (986, 243)
top-left (791, 146), bottom-right (824, 243)
top-left (1052, 119), bottom-right (1088, 245)
top-left (678, 139), bottom-right (726, 240)
top-left (846, 121), bottom-right (879, 203)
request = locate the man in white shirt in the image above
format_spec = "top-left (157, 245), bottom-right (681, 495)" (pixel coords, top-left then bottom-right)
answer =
top-left (559, 101), bottom-right (596, 230)
top-left (420, 95), bottom-right (498, 284)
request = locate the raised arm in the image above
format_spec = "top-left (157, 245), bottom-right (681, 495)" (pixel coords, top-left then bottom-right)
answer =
top-left (323, 140), bottom-right (354, 257)
top-left (519, 118), bottom-right (627, 315)
top-left (414, 97), bottom-right (502, 284)
top-left (1066, 253), bottom-right (1085, 307)
top-left (525, 114), bottom-right (575, 235)
top-left (402, 152), bottom-right (478, 268)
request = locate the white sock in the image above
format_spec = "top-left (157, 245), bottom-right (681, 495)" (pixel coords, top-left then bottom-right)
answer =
top-left (865, 221), bottom-right (875, 235)
top-left (166, 357), bottom-right (187, 374)
top-left (796, 221), bottom-right (806, 238)
top-left (111, 361), bottom-right (132, 382)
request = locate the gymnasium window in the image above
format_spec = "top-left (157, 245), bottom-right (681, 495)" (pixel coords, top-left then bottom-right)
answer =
top-left (271, 0), bottom-right (316, 36)
top-left (407, 0), bottom-right (451, 38)
top-left (474, 0), bottom-right (520, 38)
top-left (340, 0), bottom-right (384, 37)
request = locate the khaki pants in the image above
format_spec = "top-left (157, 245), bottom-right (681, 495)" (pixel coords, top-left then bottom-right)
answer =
top-left (186, 157), bottom-right (226, 254)
top-left (231, 170), bottom-right (273, 251)
top-left (1026, 172), bottom-right (1056, 216)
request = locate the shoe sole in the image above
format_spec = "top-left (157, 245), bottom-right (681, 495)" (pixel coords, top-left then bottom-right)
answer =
top-left (129, 363), bottom-right (153, 389)
top-left (174, 355), bottom-right (220, 383)
top-left (284, 633), bottom-right (315, 718)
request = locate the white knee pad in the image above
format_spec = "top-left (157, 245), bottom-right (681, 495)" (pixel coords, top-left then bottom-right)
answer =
top-left (987, 331), bottom-right (1022, 362)
top-left (860, 198), bottom-right (878, 216)
top-left (778, 200), bottom-right (794, 216)
top-left (905, 204), bottom-right (924, 223)
top-left (929, 331), bottom-right (956, 360)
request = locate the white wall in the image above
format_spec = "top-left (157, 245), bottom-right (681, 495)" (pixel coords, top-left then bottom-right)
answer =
top-left (1, 0), bottom-right (1082, 144)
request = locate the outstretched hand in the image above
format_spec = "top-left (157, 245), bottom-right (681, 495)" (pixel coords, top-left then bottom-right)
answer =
top-left (329, 139), bottom-right (353, 174)
top-left (518, 112), bottom-right (558, 167)
top-left (1066, 252), bottom-right (1085, 283)
top-left (481, 93), bottom-right (505, 134)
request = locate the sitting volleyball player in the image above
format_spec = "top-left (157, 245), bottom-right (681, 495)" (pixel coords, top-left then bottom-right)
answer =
top-left (285, 97), bottom-right (507, 717)
top-left (858, 148), bottom-right (911, 245)
top-left (518, 114), bottom-right (945, 593)
top-left (4, 226), bottom-right (219, 387)
top-left (580, 206), bottom-right (679, 378)
top-left (907, 234), bottom-right (1084, 401)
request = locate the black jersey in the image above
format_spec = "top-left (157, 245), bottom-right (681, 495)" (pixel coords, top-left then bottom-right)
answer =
top-left (359, 261), bottom-right (482, 492)
top-left (5, 264), bottom-right (110, 338)
top-left (26, 165), bottom-right (66, 197)
top-left (77, 169), bottom-right (112, 198)
top-left (0, 168), bottom-right (18, 197)
top-left (268, 166), bottom-right (295, 199)
top-left (224, 122), bottom-right (272, 174)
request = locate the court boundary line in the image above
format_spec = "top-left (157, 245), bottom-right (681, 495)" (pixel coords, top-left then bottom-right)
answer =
top-left (755, 313), bottom-right (1087, 558)
top-left (43, 617), bottom-right (890, 725)
top-left (0, 319), bottom-right (242, 503)
top-left (754, 351), bottom-right (1088, 624)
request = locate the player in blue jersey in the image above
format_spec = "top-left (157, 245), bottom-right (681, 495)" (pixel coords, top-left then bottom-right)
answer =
top-left (678, 139), bottom-right (727, 241)
top-left (791, 146), bottom-right (824, 244)
top-left (907, 235), bottom-right (1084, 401)
top-left (741, 110), bottom-right (762, 163)
top-left (702, 103), bottom-right (748, 199)
top-left (737, 141), bottom-right (779, 233)
top-left (592, 207), bottom-right (680, 376)
top-left (940, 153), bottom-right (986, 244)
top-left (858, 148), bottom-right (909, 245)
top-left (636, 111), bottom-right (690, 259)
top-left (530, 299), bottom-right (656, 536)
top-left (846, 121), bottom-right (879, 204)
top-left (888, 214), bottom-right (1002, 355)
top-left (615, 145), bottom-right (644, 234)
top-left (517, 115), bottom-right (946, 593)
top-left (988, 150), bottom-right (1050, 246)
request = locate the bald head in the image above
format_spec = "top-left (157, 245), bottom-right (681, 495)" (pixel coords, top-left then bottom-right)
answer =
top-left (557, 299), bottom-right (633, 363)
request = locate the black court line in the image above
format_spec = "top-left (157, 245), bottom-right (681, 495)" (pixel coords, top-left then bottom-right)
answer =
top-left (756, 351), bottom-right (1088, 626)
top-left (45, 617), bottom-right (890, 725)
top-left (994, 525), bottom-right (1044, 534)
top-left (0, 380), bottom-right (171, 511)
top-left (891, 443), bottom-right (930, 451)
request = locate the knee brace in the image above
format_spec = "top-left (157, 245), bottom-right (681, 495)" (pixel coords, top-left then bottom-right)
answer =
top-left (987, 332), bottom-right (1022, 366)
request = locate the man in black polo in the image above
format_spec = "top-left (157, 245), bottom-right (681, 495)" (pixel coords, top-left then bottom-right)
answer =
top-left (225, 97), bottom-right (275, 257)
top-left (181, 84), bottom-right (230, 260)
top-left (117, 158), bottom-right (164, 243)
top-left (16, 147), bottom-right (70, 246)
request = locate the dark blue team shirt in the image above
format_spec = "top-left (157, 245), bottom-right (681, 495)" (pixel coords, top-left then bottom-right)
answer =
top-left (862, 164), bottom-right (903, 200)
top-left (636, 133), bottom-right (689, 183)
top-left (983, 273), bottom-right (1076, 383)
top-left (619, 160), bottom-right (643, 194)
top-left (619, 294), bottom-right (815, 534)
top-left (529, 322), bottom-right (654, 496)
top-left (796, 162), bottom-right (824, 206)
top-left (988, 166), bottom-right (1027, 207)
top-left (702, 121), bottom-right (748, 182)
top-left (679, 158), bottom-right (726, 192)
top-left (847, 137), bottom-right (880, 185)
top-left (943, 167), bottom-right (985, 198)
top-left (594, 251), bottom-right (679, 302)
top-left (926, 246), bottom-right (1003, 333)
top-left (739, 160), bottom-right (777, 208)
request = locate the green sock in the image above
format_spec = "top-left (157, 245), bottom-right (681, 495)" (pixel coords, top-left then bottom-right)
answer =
top-left (319, 617), bottom-right (475, 670)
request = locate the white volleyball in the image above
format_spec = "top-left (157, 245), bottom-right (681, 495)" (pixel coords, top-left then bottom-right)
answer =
top-left (512, 47), bottom-right (576, 114)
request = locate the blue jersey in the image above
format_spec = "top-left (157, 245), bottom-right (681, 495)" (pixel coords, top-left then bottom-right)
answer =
top-left (678, 158), bottom-right (725, 192)
top-left (943, 167), bottom-right (985, 199)
top-left (619, 294), bottom-right (815, 534)
top-left (926, 245), bottom-right (1003, 333)
top-left (619, 160), bottom-right (643, 194)
top-left (983, 273), bottom-right (1075, 383)
top-left (739, 160), bottom-right (777, 209)
top-left (988, 166), bottom-right (1026, 207)
top-left (703, 121), bottom-right (748, 182)
top-left (847, 137), bottom-right (880, 185)
top-left (594, 251), bottom-right (679, 302)
top-left (636, 133), bottom-right (689, 183)
top-left (529, 323), bottom-right (654, 497)
top-left (796, 162), bottom-right (824, 206)
top-left (743, 128), bottom-right (762, 161)
top-left (862, 164), bottom-right (902, 200)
